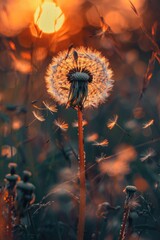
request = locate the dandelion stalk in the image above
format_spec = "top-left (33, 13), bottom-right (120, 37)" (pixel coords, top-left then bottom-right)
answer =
top-left (77, 107), bottom-right (86, 240)
top-left (45, 46), bottom-right (114, 240)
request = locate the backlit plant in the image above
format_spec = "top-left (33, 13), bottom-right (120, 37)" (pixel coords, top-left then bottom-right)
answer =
top-left (45, 47), bottom-right (114, 240)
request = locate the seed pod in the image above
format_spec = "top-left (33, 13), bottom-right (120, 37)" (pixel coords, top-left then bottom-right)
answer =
top-left (15, 170), bottom-right (35, 216)
top-left (5, 163), bottom-right (20, 193)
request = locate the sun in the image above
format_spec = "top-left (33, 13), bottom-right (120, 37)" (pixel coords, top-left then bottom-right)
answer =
top-left (34, 1), bottom-right (65, 34)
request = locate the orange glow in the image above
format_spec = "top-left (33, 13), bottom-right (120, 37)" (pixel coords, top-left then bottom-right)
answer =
top-left (120, 0), bottom-right (146, 11)
top-left (34, 1), bottom-right (65, 34)
top-left (104, 11), bottom-right (128, 34)
top-left (134, 175), bottom-right (149, 192)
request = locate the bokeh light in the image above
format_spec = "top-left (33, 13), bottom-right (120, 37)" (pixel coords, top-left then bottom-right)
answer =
top-left (34, 1), bottom-right (65, 34)
top-left (0, 0), bottom-right (40, 36)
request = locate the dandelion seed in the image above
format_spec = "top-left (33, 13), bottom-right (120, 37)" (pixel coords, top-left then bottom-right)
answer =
top-left (94, 16), bottom-right (113, 39)
top-left (140, 53), bottom-right (156, 99)
top-left (45, 47), bottom-right (114, 109)
top-left (142, 119), bottom-right (154, 129)
top-left (72, 119), bottom-right (88, 127)
top-left (93, 139), bottom-right (109, 147)
top-left (140, 148), bottom-right (155, 162)
top-left (85, 133), bottom-right (99, 142)
top-left (65, 44), bottom-right (74, 60)
top-left (96, 154), bottom-right (107, 163)
top-left (42, 101), bottom-right (57, 113)
top-left (9, 41), bottom-right (16, 51)
top-left (107, 115), bottom-right (118, 130)
top-left (90, 3), bottom-right (113, 39)
top-left (129, 0), bottom-right (139, 16)
top-left (107, 115), bottom-right (130, 136)
top-left (32, 103), bottom-right (46, 110)
top-left (54, 118), bottom-right (68, 131)
top-left (32, 110), bottom-right (45, 122)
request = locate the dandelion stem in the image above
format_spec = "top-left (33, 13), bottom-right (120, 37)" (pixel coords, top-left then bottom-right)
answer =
top-left (77, 107), bottom-right (86, 240)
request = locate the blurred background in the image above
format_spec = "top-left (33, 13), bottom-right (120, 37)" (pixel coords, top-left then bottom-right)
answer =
top-left (1, 0), bottom-right (160, 239)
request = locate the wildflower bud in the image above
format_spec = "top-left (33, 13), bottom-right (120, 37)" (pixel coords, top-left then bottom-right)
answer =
top-left (23, 170), bottom-right (32, 182)
top-left (5, 163), bottom-right (20, 192)
top-left (9, 162), bottom-right (17, 174)
top-left (15, 170), bottom-right (35, 216)
top-left (124, 186), bottom-right (137, 196)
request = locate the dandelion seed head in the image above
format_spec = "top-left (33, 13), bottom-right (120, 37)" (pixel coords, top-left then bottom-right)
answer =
top-left (45, 47), bottom-right (114, 108)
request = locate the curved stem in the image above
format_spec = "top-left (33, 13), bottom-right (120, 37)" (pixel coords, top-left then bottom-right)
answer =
top-left (77, 108), bottom-right (86, 240)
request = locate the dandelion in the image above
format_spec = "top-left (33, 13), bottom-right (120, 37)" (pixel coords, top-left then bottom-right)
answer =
top-left (142, 119), bottom-right (154, 129)
top-left (93, 139), bottom-right (109, 147)
top-left (107, 114), bottom-right (118, 130)
top-left (140, 148), bottom-right (155, 162)
top-left (45, 47), bottom-right (113, 109)
top-left (54, 118), bottom-right (68, 131)
top-left (45, 47), bottom-right (114, 240)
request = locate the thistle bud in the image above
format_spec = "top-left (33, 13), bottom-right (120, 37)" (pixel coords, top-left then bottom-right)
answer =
top-left (5, 163), bottom-right (20, 193)
top-left (124, 185), bottom-right (137, 198)
top-left (15, 170), bottom-right (35, 216)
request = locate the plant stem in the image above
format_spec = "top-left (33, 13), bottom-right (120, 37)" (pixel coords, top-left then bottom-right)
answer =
top-left (77, 107), bottom-right (86, 240)
top-left (27, 209), bottom-right (37, 239)
top-left (8, 195), bottom-right (13, 240)
top-left (118, 198), bottom-right (130, 240)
